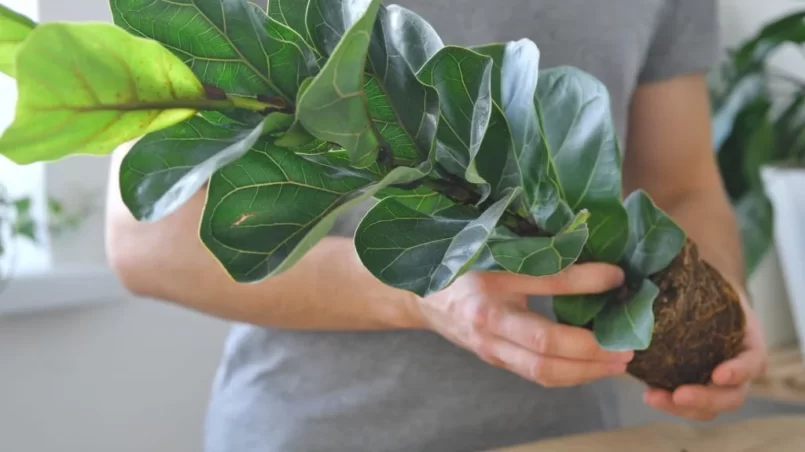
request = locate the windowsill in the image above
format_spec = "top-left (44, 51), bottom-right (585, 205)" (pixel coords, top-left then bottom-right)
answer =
top-left (0, 265), bottom-right (128, 316)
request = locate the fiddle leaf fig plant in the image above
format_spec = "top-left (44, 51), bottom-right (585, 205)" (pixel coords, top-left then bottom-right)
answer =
top-left (0, 0), bottom-right (746, 391)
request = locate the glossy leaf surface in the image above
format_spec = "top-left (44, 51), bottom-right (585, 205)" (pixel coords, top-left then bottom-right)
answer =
top-left (535, 67), bottom-right (629, 263)
top-left (355, 188), bottom-right (521, 296)
top-left (200, 145), bottom-right (428, 282)
top-left (296, 0), bottom-right (383, 167)
top-left (594, 278), bottom-right (659, 351)
top-left (623, 190), bottom-right (686, 277)
top-left (120, 115), bottom-right (266, 222)
top-left (488, 226), bottom-right (588, 277)
top-left (110, 0), bottom-right (318, 104)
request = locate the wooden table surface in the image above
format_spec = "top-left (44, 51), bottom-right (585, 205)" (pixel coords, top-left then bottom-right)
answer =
top-left (494, 416), bottom-right (805, 451)
top-left (493, 345), bottom-right (805, 451)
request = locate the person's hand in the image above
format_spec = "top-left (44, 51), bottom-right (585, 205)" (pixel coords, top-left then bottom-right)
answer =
top-left (643, 292), bottom-right (768, 420)
top-left (414, 264), bottom-right (634, 387)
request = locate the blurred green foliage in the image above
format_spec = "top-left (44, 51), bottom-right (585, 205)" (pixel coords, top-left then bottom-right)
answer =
top-left (710, 11), bottom-right (805, 276)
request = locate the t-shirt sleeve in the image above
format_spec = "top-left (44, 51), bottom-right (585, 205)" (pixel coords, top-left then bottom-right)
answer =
top-left (638, 0), bottom-right (719, 83)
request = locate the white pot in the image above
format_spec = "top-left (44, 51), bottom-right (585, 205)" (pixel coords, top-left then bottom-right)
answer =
top-left (748, 245), bottom-right (796, 349)
top-left (761, 165), bottom-right (805, 357)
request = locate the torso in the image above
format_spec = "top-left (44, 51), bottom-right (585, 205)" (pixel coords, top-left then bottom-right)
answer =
top-left (400, 0), bottom-right (667, 140)
top-left (204, 2), bottom-right (680, 451)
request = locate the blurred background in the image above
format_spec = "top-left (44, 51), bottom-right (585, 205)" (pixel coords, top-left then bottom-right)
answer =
top-left (2, 0), bottom-right (805, 451)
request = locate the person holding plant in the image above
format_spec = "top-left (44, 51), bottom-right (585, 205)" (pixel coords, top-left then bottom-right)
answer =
top-left (105, 0), bottom-right (768, 451)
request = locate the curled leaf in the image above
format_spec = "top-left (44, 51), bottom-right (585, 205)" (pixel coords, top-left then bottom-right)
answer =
top-left (355, 187), bottom-right (522, 296)
top-left (200, 144), bottom-right (429, 282)
top-left (296, 0), bottom-right (383, 167)
top-left (120, 116), bottom-right (266, 222)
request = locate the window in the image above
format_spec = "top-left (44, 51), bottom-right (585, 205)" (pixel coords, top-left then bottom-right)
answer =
top-left (0, 0), bottom-right (127, 315)
top-left (0, 0), bottom-right (52, 279)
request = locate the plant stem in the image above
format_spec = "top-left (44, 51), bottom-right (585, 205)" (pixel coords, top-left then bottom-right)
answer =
top-left (45, 96), bottom-right (287, 114)
top-left (420, 175), bottom-right (546, 237)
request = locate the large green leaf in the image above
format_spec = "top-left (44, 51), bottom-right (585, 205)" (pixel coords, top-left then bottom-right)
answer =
top-left (417, 47), bottom-right (494, 190)
top-left (553, 292), bottom-right (608, 327)
top-left (0, 3), bottom-right (36, 77)
top-left (364, 5), bottom-right (441, 164)
top-left (488, 219), bottom-right (589, 277)
top-left (119, 115), bottom-right (266, 222)
top-left (300, 0), bottom-right (441, 167)
top-left (110, 0), bottom-right (318, 104)
top-left (384, 5), bottom-right (443, 72)
top-left (375, 184), bottom-right (457, 215)
top-left (735, 190), bottom-right (774, 276)
top-left (593, 278), bottom-right (659, 351)
top-left (0, 22), bottom-right (213, 164)
top-left (623, 190), bottom-right (686, 277)
top-left (474, 40), bottom-right (571, 232)
top-left (296, 0), bottom-right (383, 167)
top-left (200, 146), bottom-right (428, 282)
top-left (536, 67), bottom-right (629, 263)
top-left (355, 188), bottom-right (521, 296)
top-left (304, 0), bottom-right (444, 68)
top-left (267, 0), bottom-right (315, 51)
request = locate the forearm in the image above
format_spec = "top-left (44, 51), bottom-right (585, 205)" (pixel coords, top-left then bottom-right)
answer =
top-left (624, 74), bottom-right (746, 294)
top-left (105, 148), bottom-right (423, 331)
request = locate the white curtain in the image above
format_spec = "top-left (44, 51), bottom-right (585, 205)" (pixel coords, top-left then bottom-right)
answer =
top-left (0, 0), bottom-right (52, 278)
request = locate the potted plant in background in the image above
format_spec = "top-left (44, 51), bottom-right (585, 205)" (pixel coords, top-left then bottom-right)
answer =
top-left (710, 10), bottom-right (805, 355)
top-left (0, 180), bottom-right (81, 294)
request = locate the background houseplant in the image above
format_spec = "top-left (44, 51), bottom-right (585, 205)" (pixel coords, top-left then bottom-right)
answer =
top-left (0, 180), bottom-right (81, 287)
top-left (710, 10), bottom-right (805, 353)
top-left (0, 0), bottom-right (747, 390)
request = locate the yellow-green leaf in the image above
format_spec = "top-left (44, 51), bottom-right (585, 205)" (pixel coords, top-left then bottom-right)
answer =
top-left (0, 3), bottom-right (36, 77)
top-left (0, 22), bottom-right (214, 164)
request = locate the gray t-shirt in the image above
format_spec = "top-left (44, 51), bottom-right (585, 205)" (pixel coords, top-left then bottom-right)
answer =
top-left (204, 1), bottom-right (717, 451)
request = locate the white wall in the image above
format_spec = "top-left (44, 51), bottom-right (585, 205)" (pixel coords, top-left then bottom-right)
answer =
top-left (0, 302), bottom-right (230, 452)
top-left (0, 2), bottom-right (232, 452)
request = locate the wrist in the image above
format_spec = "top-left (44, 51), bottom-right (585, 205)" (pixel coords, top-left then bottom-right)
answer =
top-left (393, 291), bottom-right (429, 330)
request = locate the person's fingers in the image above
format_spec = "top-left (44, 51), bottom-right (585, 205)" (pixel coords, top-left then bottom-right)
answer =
top-left (643, 389), bottom-right (718, 421)
top-left (471, 333), bottom-right (628, 387)
top-left (475, 304), bottom-right (633, 363)
top-left (481, 263), bottom-right (625, 296)
top-left (670, 384), bottom-right (749, 413)
top-left (712, 343), bottom-right (768, 386)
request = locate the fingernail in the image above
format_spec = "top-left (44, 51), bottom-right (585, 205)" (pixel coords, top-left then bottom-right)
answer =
top-left (612, 268), bottom-right (626, 286)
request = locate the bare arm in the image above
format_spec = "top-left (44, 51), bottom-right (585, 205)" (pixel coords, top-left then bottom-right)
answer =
top-left (105, 142), bottom-right (423, 330)
top-left (623, 73), bottom-right (744, 290)
top-left (105, 141), bottom-right (634, 389)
